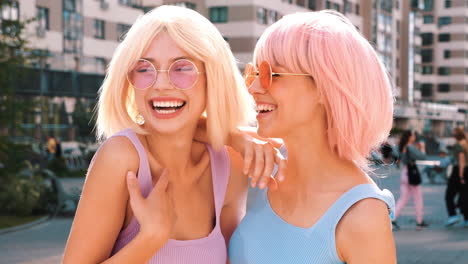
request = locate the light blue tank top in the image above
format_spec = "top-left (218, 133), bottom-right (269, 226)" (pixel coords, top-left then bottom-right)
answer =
top-left (229, 181), bottom-right (395, 264)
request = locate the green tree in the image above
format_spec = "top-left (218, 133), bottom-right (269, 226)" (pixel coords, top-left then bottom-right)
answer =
top-left (0, 0), bottom-right (46, 137)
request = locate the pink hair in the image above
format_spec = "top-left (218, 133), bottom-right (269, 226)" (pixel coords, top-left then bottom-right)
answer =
top-left (254, 10), bottom-right (394, 169)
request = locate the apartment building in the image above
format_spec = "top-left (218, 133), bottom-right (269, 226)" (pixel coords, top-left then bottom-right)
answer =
top-left (138, 0), bottom-right (360, 67)
top-left (14, 0), bottom-right (143, 74)
top-left (419, 0), bottom-right (468, 105)
top-left (1, 0), bottom-right (463, 140)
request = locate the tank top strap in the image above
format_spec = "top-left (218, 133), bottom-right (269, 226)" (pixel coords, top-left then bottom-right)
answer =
top-left (205, 145), bottom-right (231, 224)
top-left (321, 184), bottom-right (395, 231)
top-left (109, 129), bottom-right (153, 197)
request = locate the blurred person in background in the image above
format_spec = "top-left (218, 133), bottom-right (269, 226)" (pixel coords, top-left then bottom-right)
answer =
top-left (445, 127), bottom-right (468, 227)
top-left (392, 130), bottom-right (429, 231)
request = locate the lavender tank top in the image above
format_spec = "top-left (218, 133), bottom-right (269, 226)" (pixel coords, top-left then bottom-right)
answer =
top-left (109, 129), bottom-right (230, 263)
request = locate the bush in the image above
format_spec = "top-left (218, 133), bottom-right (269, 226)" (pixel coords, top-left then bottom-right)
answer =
top-left (0, 137), bottom-right (56, 216)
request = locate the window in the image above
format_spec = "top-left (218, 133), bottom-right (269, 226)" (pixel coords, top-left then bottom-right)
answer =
top-left (333, 3), bottom-right (340, 12)
top-left (96, 57), bottom-right (107, 73)
top-left (438, 16), bottom-right (452, 26)
top-left (438, 84), bottom-right (450, 92)
top-left (0, 1), bottom-right (19, 20)
top-left (37, 6), bottom-right (49, 30)
top-left (94, 19), bottom-right (105, 39)
top-left (356, 4), bottom-right (360, 15)
top-left (173, 2), bottom-right (196, 10)
top-left (297, 0), bottom-right (305, 7)
top-left (64, 0), bottom-right (76, 11)
top-left (209, 7), bottom-right (228, 23)
top-left (423, 0), bottom-right (433, 11)
top-left (0, 1), bottom-right (20, 36)
top-left (465, 68), bottom-right (468, 75)
top-left (423, 15), bottom-right (434, 24)
top-left (445, 0), bottom-right (451, 8)
top-left (63, 0), bottom-right (82, 54)
top-left (444, 50), bottom-right (451, 58)
top-left (344, 1), bottom-right (352, 13)
top-left (257, 7), bottom-right (267, 24)
top-left (421, 33), bottom-right (433, 45)
top-left (421, 49), bottom-right (433, 63)
top-left (308, 0), bottom-right (316, 10)
top-left (119, 0), bottom-right (138, 7)
top-left (326, 1), bottom-right (331, 9)
top-left (117, 23), bottom-right (130, 41)
top-left (438, 67), bottom-right (450, 75)
top-left (421, 84), bottom-right (433, 97)
top-left (422, 66), bottom-right (433, 74)
top-left (396, 0), bottom-right (399, 10)
top-left (267, 10), bottom-right (278, 24)
top-left (438, 34), bottom-right (450, 42)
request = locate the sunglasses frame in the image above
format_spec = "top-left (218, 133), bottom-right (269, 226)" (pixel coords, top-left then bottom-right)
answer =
top-left (244, 61), bottom-right (313, 89)
top-left (127, 58), bottom-right (204, 90)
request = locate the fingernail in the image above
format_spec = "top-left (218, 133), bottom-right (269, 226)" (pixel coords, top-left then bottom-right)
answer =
top-left (243, 168), bottom-right (248, 174)
top-left (259, 182), bottom-right (265, 189)
top-left (251, 181), bottom-right (256, 188)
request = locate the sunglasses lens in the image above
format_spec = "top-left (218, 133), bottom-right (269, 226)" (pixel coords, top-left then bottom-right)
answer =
top-left (169, 60), bottom-right (199, 90)
top-left (128, 60), bottom-right (156, 89)
top-left (244, 63), bottom-right (256, 88)
top-left (259, 61), bottom-right (272, 89)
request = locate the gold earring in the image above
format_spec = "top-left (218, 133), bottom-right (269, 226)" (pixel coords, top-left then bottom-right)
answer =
top-left (135, 114), bottom-right (145, 125)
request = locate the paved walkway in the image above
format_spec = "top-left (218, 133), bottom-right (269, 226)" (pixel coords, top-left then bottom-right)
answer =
top-left (376, 165), bottom-right (468, 263)
top-left (0, 168), bottom-right (467, 263)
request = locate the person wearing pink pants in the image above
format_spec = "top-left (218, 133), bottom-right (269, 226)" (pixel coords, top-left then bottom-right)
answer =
top-left (392, 130), bottom-right (429, 231)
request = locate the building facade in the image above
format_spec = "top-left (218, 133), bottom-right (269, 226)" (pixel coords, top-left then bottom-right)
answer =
top-left (1, 0), bottom-right (465, 141)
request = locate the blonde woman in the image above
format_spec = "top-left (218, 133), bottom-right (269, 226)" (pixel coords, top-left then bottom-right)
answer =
top-left (63, 6), bottom-right (283, 264)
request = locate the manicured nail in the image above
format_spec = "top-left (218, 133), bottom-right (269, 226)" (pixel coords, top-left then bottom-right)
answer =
top-left (259, 182), bottom-right (265, 189)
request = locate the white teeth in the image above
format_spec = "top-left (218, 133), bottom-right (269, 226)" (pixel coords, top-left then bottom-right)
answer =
top-left (155, 109), bottom-right (177, 114)
top-left (152, 101), bottom-right (184, 108)
top-left (256, 104), bottom-right (277, 112)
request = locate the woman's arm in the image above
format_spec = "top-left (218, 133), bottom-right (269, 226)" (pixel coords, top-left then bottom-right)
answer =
top-left (220, 148), bottom-right (248, 248)
top-left (63, 137), bottom-right (172, 263)
top-left (194, 117), bottom-right (286, 190)
top-left (336, 199), bottom-right (396, 264)
top-left (459, 151), bottom-right (465, 184)
top-left (408, 144), bottom-right (426, 160)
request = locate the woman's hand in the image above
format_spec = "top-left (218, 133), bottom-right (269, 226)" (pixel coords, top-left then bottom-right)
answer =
top-left (229, 130), bottom-right (286, 190)
top-left (126, 169), bottom-right (176, 243)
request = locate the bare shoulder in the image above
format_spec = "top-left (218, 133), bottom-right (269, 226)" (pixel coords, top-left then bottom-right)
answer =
top-left (336, 197), bottom-right (396, 263)
top-left (90, 136), bottom-right (139, 174)
top-left (63, 136), bottom-right (142, 262)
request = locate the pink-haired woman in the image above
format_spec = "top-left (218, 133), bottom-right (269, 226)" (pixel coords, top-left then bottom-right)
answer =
top-left (229, 11), bottom-right (397, 264)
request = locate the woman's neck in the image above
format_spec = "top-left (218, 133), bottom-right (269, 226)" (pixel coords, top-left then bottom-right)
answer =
top-left (280, 126), bottom-right (366, 193)
top-left (142, 125), bottom-right (199, 181)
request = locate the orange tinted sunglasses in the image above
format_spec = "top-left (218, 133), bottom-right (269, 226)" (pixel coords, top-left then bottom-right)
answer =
top-left (244, 61), bottom-right (313, 89)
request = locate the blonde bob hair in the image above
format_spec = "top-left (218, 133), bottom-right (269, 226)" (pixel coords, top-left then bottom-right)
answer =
top-left (96, 5), bottom-right (254, 149)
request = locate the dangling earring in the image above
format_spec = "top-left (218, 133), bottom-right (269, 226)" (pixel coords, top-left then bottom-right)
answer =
top-left (135, 114), bottom-right (145, 125)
